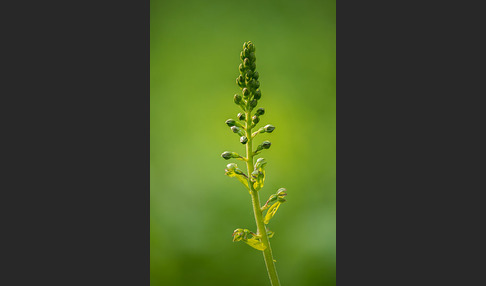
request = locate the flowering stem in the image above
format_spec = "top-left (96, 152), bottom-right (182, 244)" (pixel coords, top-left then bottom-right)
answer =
top-left (245, 110), bottom-right (281, 286)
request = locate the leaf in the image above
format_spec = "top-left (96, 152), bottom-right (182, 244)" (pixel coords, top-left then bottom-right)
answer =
top-left (263, 202), bottom-right (281, 224)
top-left (245, 238), bottom-right (267, 251)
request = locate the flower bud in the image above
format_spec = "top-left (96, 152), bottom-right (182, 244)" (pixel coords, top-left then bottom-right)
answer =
top-left (253, 71), bottom-right (259, 80)
top-left (254, 89), bottom-right (261, 100)
top-left (231, 126), bottom-right (239, 133)
top-left (260, 140), bottom-right (271, 149)
top-left (226, 163), bottom-right (237, 172)
top-left (255, 140), bottom-right (271, 153)
top-left (253, 80), bottom-right (260, 89)
top-left (239, 63), bottom-right (244, 73)
top-left (221, 151), bottom-right (232, 160)
top-left (277, 188), bottom-right (287, 197)
top-left (233, 228), bottom-right (245, 242)
top-left (255, 158), bottom-right (267, 169)
top-left (249, 52), bottom-right (256, 61)
top-left (252, 115), bottom-right (260, 125)
top-left (243, 58), bottom-right (250, 68)
top-left (250, 99), bottom-right (258, 109)
top-left (247, 42), bottom-right (255, 52)
top-left (245, 70), bottom-right (253, 81)
top-left (242, 88), bottom-right (250, 97)
top-left (250, 62), bottom-right (256, 71)
top-left (240, 136), bottom-right (248, 144)
top-left (264, 124), bottom-right (275, 133)
top-left (225, 119), bottom-right (236, 127)
top-left (255, 107), bottom-right (265, 116)
top-left (234, 94), bottom-right (242, 104)
top-left (221, 151), bottom-right (240, 160)
top-left (237, 75), bottom-right (245, 88)
top-left (237, 112), bottom-right (246, 121)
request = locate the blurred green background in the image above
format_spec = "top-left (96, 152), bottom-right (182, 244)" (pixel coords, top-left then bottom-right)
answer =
top-left (150, 0), bottom-right (335, 285)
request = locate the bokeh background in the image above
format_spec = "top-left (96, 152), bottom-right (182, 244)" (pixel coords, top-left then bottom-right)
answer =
top-left (150, 0), bottom-right (335, 285)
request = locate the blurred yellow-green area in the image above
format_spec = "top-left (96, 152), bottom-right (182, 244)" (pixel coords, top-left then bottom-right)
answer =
top-left (151, 0), bottom-right (335, 285)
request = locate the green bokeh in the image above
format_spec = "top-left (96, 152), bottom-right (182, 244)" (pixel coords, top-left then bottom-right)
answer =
top-left (151, 0), bottom-right (335, 285)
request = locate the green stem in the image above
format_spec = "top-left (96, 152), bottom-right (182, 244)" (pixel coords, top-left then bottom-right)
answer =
top-left (245, 110), bottom-right (281, 286)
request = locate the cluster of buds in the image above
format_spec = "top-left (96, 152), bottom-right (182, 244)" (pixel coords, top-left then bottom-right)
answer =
top-left (236, 41), bottom-right (261, 111)
top-left (232, 228), bottom-right (275, 251)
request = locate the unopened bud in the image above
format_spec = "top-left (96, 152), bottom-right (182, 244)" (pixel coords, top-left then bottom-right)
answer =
top-left (264, 124), bottom-right (275, 133)
top-left (250, 99), bottom-right (258, 109)
top-left (255, 158), bottom-right (267, 169)
top-left (225, 119), bottom-right (236, 127)
top-left (252, 115), bottom-right (260, 125)
top-left (226, 163), bottom-right (237, 172)
top-left (239, 63), bottom-right (244, 73)
top-left (245, 70), bottom-right (253, 81)
top-left (247, 42), bottom-right (255, 52)
top-left (221, 151), bottom-right (240, 160)
top-left (254, 89), bottom-right (261, 100)
top-left (237, 112), bottom-right (246, 121)
top-left (240, 136), bottom-right (248, 144)
top-left (255, 107), bottom-right (265, 116)
top-left (234, 94), bottom-right (242, 104)
top-left (253, 71), bottom-right (259, 79)
top-left (260, 141), bottom-right (271, 149)
top-left (242, 88), bottom-right (250, 97)
top-left (237, 75), bottom-right (245, 88)
top-left (243, 58), bottom-right (250, 67)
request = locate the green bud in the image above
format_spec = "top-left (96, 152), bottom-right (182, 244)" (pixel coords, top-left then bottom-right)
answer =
top-left (254, 89), bottom-right (261, 100)
top-left (226, 163), bottom-right (237, 172)
top-left (234, 94), bottom-right (242, 104)
top-left (233, 228), bottom-right (245, 242)
top-left (237, 112), bottom-right (246, 121)
top-left (253, 71), bottom-right (259, 80)
top-left (237, 75), bottom-right (245, 88)
top-left (264, 124), bottom-right (275, 133)
top-left (277, 188), bottom-right (287, 197)
top-left (221, 151), bottom-right (232, 160)
top-left (261, 140), bottom-right (271, 149)
top-left (255, 140), bottom-right (271, 154)
top-left (221, 151), bottom-right (240, 160)
top-left (245, 70), bottom-right (253, 81)
top-left (250, 62), bottom-right (256, 71)
top-left (231, 126), bottom-right (239, 133)
top-left (243, 58), bottom-right (250, 67)
top-left (242, 88), bottom-right (250, 97)
top-left (254, 80), bottom-right (260, 89)
top-left (239, 63), bottom-right (244, 73)
top-left (255, 107), bottom-right (265, 116)
top-left (247, 42), bottom-right (255, 52)
top-left (255, 158), bottom-right (267, 169)
top-left (249, 52), bottom-right (256, 61)
top-left (240, 136), bottom-right (248, 144)
top-left (243, 48), bottom-right (250, 58)
top-left (252, 115), bottom-right (260, 125)
top-left (250, 99), bottom-right (258, 109)
top-left (225, 119), bottom-right (236, 127)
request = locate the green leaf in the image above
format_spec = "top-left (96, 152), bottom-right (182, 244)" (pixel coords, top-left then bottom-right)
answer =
top-left (263, 202), bottom-right (281, 224)
top-left (245, 238), bottom-right (267, 251)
